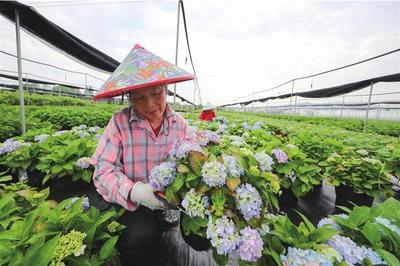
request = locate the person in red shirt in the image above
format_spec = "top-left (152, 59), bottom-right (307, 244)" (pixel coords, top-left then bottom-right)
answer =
top-left (199, 103), bottom-right (216, 121)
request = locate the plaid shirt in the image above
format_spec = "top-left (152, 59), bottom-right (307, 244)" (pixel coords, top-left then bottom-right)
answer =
top-left (91, 105), bottom-right (189, 211)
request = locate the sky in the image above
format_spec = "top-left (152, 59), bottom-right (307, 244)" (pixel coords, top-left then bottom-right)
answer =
top-left (0, 0), bottom-right (399, 107)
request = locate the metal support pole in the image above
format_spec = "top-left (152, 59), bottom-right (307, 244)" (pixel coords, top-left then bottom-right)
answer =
top-left (376, 103), bottom-right (381, 120)
top-left (363, 81), bottom-right (374, 133)
top-left (15, 9), bottom-right (26, 134)
top-left (84, 73), bottom-right (88, 97)
top-left (288, 80), bottom-right (295, 115)
top-left (25, 73), bottom-right (30, 106)
top-left (340, 96), bottom-right (345, 118)
top-left (192, 80), bottom-right (196, 106)
top-left (173, 0), bottom-right (181, 106)
top-left (251, 93), bottom-right (255, 112)
top-left (293, 96), bottom-right (298, 115)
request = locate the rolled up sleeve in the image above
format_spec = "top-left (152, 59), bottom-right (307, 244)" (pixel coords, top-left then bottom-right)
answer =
top-left (91, 116), bottom-right (137, 211)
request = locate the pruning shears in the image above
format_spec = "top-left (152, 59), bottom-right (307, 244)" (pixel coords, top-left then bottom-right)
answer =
top-left (155, 191), bottom-right (188, 215)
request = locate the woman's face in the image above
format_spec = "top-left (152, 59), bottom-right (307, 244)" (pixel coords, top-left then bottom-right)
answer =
top-left (130, 85), bottom-right (167, 123)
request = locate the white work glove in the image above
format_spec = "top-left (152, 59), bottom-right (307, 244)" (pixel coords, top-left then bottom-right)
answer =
top-left (130, 182), bottom-right (165, 210)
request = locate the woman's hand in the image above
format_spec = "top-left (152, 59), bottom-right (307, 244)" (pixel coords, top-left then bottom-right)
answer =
top-left (130, 182), bottom-right (166, 210)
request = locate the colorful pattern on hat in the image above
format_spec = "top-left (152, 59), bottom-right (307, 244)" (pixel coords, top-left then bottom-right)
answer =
top-left (94, 44), bottom-right (195, 100)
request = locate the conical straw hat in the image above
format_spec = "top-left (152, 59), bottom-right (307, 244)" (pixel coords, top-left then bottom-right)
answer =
top-left (94, 44), bottom-right (195, 100)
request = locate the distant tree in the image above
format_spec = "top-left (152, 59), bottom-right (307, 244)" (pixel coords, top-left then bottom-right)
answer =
top-left (52, 85), bottom-right (81, 96)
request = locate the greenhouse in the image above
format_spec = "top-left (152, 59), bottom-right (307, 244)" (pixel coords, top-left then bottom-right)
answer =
top-left (0, 1), bottom-right (399, 266)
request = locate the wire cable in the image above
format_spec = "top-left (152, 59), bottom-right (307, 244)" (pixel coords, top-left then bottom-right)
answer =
top-left (222, 47), bottom-right (400, 105)
top-left (179, 0), bottom-right (202, 105)
top-left (0, 69), bottom-right (96, 89)
top-left (30, 0), bottom-right (169, 7)
top-left (0, 50), bottom-right (105, 81)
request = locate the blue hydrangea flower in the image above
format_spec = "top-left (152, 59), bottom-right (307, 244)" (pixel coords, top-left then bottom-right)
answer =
top-left (53, 130), bottom-right (68, 136)
top-left (285, 170), bottom-right (296, 183)
top-left (66, 197), bottom-right (90, 211)
top-left (82, 197), bottom-right (90, 211)
top-left (75, 157), bottom-right (91, 169)
top-left (186, 126), bottom-right (198, 140)
top-left (206, 215), bottom-right (239, 255)
top-left (149, 161), bottom-right (176, 191)
top-left (375, 216), bottom-right (400, 236)
top-left (254, 152), bottom-right (274, 172)
top-left (197, 130), bottom-right (220, 146)
top-left (272, 149), bottom-right (288, 163)
top-left (238, 226), bottom-right (263, 262)
top-left (201, 161), bottom-right (227, 187)
top-left (95, 134), bottom-right (102, 140)
top-left (222, 155), bottom-right (244, 178)
top-left (34, 134), bottom-right (49, 143)
top-left (390, 175), bottom-right (400, 192)
top-left (280, 247), bottom-right (333, 266)
top-left (0, 139), bottom-right (23, 155)
top-left (217, 123), bottom-right (228, 134)
top-left (251, 121), bottom-right (263, 130)
top-left (169, 139), bottom-right (203, 160)
top-left (231, 136), bottom-right (246, 147)
top-left (77, 130), bottom-right (90, 139)
top-left (242, 122), bottom-right (250, 130)
top-left (363, 247), bottom-right (387, 265)
top-left (215, 116), bottom-right (227, 125)
top-left (181, 188), bottom-right (209, 218)
top-left (259, 224), bottom-right (270, 236)
top-left (88, 126), bottom-right (101, 133)
top-left (76, 124), bottom-right (87, 130)
top-left (327, 235), bottom-right (365, 265)
top-left (235, 184), bottom-right (262, 220)
top-left (317, 218), bottom-right (342, 231)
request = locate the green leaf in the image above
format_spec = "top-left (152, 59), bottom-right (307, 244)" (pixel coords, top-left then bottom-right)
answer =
top-left (82, 170), bottom-right (92, 183)
top-left (99, 235), bottom-right (118, 260)
top-left (376, 249), bottom-right (399, 266)
top-left (21, 236), bottom-right (46, 265)
top-left (362, 222), bottom-right (381, 246)
top-left (189, 151), bottom-right (207, 176)
top-left (212, 249), bottom-right (229, 266)
top-left (31, 234), bottom-right (60, 266)
top-left (295, 211), bottom-right (315, 232)
top-left (165, 187), bottom-right (180, 205)
top-left (308, 227), bottom-right (337, 243)
top-left (347, 206), bottom-right (370, 226)
top-left (171, 175), bottom-right (184, 192)
top-left (0, 175), bottom-right (12, 182)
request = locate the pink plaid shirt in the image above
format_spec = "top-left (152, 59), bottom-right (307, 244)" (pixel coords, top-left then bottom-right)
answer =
top-left (91, 105), bottom-right (189, 211)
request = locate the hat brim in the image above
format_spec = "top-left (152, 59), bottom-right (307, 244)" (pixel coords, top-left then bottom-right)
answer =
top-left (93, 75), bottom-right (194, 100)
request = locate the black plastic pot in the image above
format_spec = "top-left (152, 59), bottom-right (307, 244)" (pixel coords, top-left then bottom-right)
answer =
top-left (394, 191), bottom-right (400, 201)
top-left (179, 213), bottom-right (211, 252)
top-left (48, 176), bottom-right (91, 202)
top-left (27, 170), bottom-right (45, 188)
top-left (278, 187), bottom-right (298, 209)
top-left (334, 184), bottom-right (374, 214)
top-left (302, 184), bottom-right (323, 202)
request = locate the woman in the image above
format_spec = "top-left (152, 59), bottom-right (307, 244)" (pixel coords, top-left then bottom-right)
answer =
top-left (91, 44), bottom-right (195, 265)
top-left (199, 103), bottom-right (216, 121)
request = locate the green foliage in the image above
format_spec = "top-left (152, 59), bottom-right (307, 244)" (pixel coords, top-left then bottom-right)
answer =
top-left (0, 129), bottom-right (97, 184)
top-left (0, 90), bottom-right (90, 106)
top-left (322, 148), bottom-right (393, 197)
top-left (0, 180), bottom-right (123, 265)
top-left (332, 198), bottom-right (400, 259)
